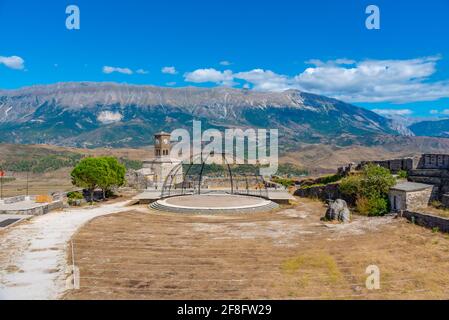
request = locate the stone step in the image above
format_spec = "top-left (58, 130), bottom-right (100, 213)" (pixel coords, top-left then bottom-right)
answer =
top-left (149, 199), bottom-right (279, 214)
top-left (408, 176), bottom-right (442, 185)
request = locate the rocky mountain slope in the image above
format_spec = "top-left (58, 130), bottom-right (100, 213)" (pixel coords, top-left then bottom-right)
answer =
top-left (0, 82), bottom-right (402, 148)
top-left (409, 118), bottom-right (449, 138)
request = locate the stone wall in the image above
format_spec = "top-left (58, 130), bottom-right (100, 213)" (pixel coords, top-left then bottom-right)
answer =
top-left (401, 210), bottom-right (449, 233)
top-left (294, 183), bottom-right (341, 201)
top-left (2, 196), bottom-right (26, 205)
top-left (417, 154), bottom-right (449, 170)
top-left (0, 200), bottom-right (63, 216)
top-left (442, 194), bottom-right (449, 207)
top-left (337, 163), bottom-right (355, 177)
top-left (406, 188), bottom-right (433, 211)
top-left (126, 170), bottom-right (150, 190)
top-left (408, 168), bottom-right (449, 203)
top-left (357, 158), bottom-right (414, 173)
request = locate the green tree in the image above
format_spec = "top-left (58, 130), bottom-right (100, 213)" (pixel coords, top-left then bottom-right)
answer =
top-left (339, 175), bottom-right (362, 198)
top-left (360, 164), bottom-right (396, 198)
top-left (71, 157), bottom-right (109, 204)
top-left (101, 157), bottom-right (126, 199)
top-left (339, 164), bottom-right (396, 216)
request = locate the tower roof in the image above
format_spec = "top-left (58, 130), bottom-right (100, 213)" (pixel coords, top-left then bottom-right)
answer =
top-left (155, 131), bottom-right (171, 136)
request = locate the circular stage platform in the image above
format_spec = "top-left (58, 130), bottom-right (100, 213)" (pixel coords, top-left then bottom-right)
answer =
top-left (149, 194), bottom-right (279, 214)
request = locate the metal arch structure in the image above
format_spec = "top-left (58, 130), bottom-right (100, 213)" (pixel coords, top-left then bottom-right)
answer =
top-left (160, 152), bottom-right (269, 199)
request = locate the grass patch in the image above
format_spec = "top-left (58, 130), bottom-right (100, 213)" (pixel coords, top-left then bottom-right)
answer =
top-left (300, 183), bottom-right (326, 190)
top-left (272, 177), bottom-right (296, 188)
top-left (282, 252), bottom-right (342, 284)
top-left (319, 174), bottom-right (342, 185)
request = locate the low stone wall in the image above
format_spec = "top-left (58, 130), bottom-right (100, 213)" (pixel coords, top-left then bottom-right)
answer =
top-left (0, 200), bottom-right (63, 216)
top-left (2, 196), bottom-right (26, 204)
top-left (294, 183), bottom-right (341, 201)
top-left (401, 210), bottom-right (449, 233)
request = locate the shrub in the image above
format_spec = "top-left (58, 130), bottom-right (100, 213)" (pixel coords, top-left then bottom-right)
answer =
top-left (319, 174), bottom-right (342, 185)
top-left (272, 177), bottom-right (295, 188)
top-left (340, 164), bottom-right (396, 216)
top-left (430, 200), bottom-right (442, 208)
top-left (355, 197), bottom-right (370, 216)
top-left (356, 195), bottom-right (389, 217)
top-left (397, 170), bottom-right (408, 179)
top-left (300, 183), bottom-right (325, 189)
top-left (340, 164), bottom-right (395, 198)
top-left (361, 164), bottom-right (396, 198)
top-left (67, 191), bottom-right (83, 200)
top-left (67, 191), bottom-right (84, 206)
top-left (339, 175), bottom-right (362, 198)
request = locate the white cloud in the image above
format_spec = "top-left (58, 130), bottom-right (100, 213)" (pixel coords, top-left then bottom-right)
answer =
top-left (234, 69), bottom-right (289, 91)
top-left (184, 68), bottom-right (235, 86)
top-left (305, 58), bottom-right (356, 67)
top-left (430, 109), bottom-right (449, 115)
top-left (183, 55), bottom-right (449, 103)
top-left (219, 60), bottom-right (232, 66)
top-left (162, 66), bottom-right (177, 75)
top-left (0, 55), bottom-right (25, 70)
top-left (372, 109), bottom-right (413, 116)
top-left (102, 66), bottom-right (133, 75)
top-left (294, 56), bottom-right (445, 103)
top-left (97, 111), bottom-right (123, 124)
top-left (136, 69), bottom-right (149, 74)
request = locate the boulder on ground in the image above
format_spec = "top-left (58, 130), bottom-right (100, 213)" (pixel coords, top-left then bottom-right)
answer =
top-left (324, 199), bottom-right (351, 223)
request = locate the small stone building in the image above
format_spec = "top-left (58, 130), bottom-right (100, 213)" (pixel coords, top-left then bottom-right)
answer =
top-left (389, 182), bottom-right (434, 212)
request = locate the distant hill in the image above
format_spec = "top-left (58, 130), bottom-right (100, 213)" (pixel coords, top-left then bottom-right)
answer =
top-left (2, 135), bottom-right (449, 176)
top-left (0, 82), bottom-right (402, 148)
top-left (409, 118), bottom-right (449, 138)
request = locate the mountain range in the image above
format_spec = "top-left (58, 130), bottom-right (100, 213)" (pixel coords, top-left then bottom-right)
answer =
top-left (409, 118), bottom-right (449, 138)
top-left (0, 82), bottom-right (447, 150)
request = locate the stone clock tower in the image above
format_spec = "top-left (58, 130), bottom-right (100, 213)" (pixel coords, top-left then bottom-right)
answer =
top-left (154, 132), bottom-right (171, 157)
top-left (137, 132), bottom-right (183, 189)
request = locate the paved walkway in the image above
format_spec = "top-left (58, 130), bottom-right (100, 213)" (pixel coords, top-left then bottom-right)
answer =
top-left (0, 201), bottom-right (130, 300)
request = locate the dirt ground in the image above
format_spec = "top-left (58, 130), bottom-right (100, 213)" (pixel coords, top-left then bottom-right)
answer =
top-left (0, 168), bottom-right (75, 198)
top-left (63, 198), bottom-right (449, 300)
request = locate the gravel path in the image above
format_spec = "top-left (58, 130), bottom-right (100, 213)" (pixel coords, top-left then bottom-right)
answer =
top-left (0, 201), bottom-right (130, 300)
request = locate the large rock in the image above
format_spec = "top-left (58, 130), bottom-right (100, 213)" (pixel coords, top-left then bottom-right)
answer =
top-left (324, 199), bottom-right (351, 223)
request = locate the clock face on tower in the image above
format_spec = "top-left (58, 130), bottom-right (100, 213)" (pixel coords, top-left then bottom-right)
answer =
top-left (163, 138), bottom-right (168, 144)
top-left (155, 139), bottom-right (160, 145)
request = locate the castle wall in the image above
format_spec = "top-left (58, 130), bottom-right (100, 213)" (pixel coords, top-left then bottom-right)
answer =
top-left (417, 154), bottom-right (449, 170)
top-left (408, 156), bottom-right (449, 205)
top-left (357, 158), bottom-right (414, 173)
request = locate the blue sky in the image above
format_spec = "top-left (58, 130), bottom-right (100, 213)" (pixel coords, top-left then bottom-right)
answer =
top-left (1, 0), bottom-right (449, 117)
